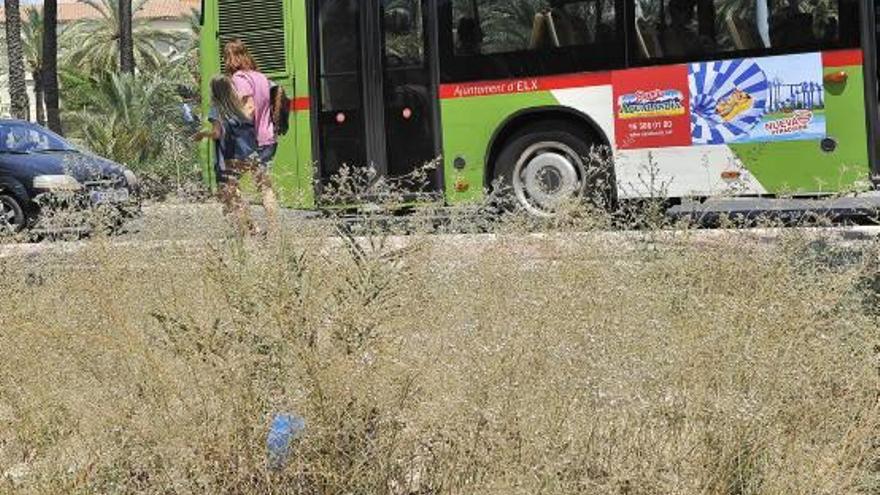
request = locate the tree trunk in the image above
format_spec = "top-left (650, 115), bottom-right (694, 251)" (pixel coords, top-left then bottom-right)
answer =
top-left (32, 70), bottom-right (44, 126)
top-left (118, 0), bottom-right (134, 73)
top-left (4, 0), bottom-right (30, 120)
top-left (42, 0), bottom-right (61, 134)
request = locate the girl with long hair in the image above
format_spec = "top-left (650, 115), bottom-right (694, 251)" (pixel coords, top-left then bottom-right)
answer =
top-left (194, 75), bottom-right (279, 236)
top-left (223, 40), bottom-right (278, 164)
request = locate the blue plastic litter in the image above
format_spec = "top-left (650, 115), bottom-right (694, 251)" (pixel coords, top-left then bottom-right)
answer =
top-left (267, 413), bottom-right (306, 470)
top-left (181, 103), bottom-right (195, 124)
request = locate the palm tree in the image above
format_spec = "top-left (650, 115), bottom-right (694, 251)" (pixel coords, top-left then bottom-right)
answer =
top-left (4, 0), bottom-right (30, 120)
top-left (118, 0), bottom-right (134, 73)
top-left (176, 8), bottom-right (202, 91)
top-left (21, 7), bottom-right (44, 125)
top-left (64, 0), bottom-right (186, 73)
top-left (66, 71), bottom-right (181, 165)
top-left (181, 7), bottom-right (200, 61)
top-left (43, 0), bottom-right (61, 133)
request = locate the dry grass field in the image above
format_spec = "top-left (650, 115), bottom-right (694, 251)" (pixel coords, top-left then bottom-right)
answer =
top-left (1, 208), bottom-right (879, 494)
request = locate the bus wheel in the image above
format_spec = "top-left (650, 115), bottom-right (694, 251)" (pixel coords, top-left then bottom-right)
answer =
top-left (494, 121), bottom-right (615, 217)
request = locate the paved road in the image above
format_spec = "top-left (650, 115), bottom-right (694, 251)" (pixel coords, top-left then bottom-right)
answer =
top-left (1, 201), bottom-right (878, 262)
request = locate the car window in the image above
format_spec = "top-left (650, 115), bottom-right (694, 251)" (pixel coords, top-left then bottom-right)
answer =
top-left (0, 124), bottom-right (73, 153)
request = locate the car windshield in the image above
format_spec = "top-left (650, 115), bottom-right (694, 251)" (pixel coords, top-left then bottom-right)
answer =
top-left (0, 123), bottom-right (75, 153)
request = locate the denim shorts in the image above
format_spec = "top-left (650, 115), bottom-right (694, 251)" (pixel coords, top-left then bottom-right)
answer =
top-left (258, 144), bottom-right (278, 165)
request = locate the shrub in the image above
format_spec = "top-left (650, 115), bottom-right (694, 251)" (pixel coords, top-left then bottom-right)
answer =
top-left (61, 66), bottom-right (204, 200)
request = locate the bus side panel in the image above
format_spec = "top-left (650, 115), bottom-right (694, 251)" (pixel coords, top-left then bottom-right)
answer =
top-left (271, 77), bottom-right (301, 206)
top-left (199, 0), bottom-right (221, 191)
top-left (200, 0), bottom-right (312, 208)
top-left (449, 50), bottom-right (874, 200)
top-left (291, 0), bottom-right (315, 208)
top-left (729, 61), bottom-right (870, 193)
top-left (440, 92), bottom-right (558, 205)
top-left (615, 50), bottom-right (871, 197)
top-left (265, 0), bottom-right (300, 207)
top-left (441, 74), bottom-right (797, 201)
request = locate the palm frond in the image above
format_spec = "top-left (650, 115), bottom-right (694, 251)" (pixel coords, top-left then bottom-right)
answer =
top-left (62, 69), bottom-right (186, 165)
top-left (64, 0), bottom-right (186, 71)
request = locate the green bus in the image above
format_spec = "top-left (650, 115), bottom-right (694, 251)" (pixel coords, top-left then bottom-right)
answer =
top-left (199, 0), bottom-right (880, 216)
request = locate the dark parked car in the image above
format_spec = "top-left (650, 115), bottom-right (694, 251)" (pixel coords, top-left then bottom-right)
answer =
top-left (0, 120), bottom-right (139, 234)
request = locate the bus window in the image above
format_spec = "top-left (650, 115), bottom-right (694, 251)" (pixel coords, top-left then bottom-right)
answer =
top-left (318, 0), bottom-right (361, 111)
top-left (635, 0), bottom-right (852, 61)
top-left (770, 0), bottom-right (839, 48)
top-left (385, 2), bottom-right (425, 68)
top-left (451, 0), bottom-right (618, 55)
top-left (381, 0), bottom-right (440, 185)
top-left (315, 0), bottom-right (367, 180)
top-left (441, 0), bottom-right (623, 81)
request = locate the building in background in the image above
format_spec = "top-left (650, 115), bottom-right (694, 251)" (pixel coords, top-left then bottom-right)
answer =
top-left (0, 0), bottom-right (199, 118)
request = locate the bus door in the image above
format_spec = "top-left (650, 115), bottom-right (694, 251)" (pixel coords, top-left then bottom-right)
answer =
top-left (310, 0), bottom-right (442, 199)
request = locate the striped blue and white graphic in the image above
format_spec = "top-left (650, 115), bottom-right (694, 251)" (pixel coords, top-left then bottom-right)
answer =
top-left (689, 59), bottom-right (769, 145)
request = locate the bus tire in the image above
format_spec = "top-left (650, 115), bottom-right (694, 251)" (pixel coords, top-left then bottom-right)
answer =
top-left (493, 121), bottom-right (616, 217)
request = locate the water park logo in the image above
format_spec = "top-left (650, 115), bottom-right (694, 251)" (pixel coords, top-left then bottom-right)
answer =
top-left (764, 110), bottom-right (814, 135)
top-left (715, 89), bottom-right (754, 122)
top-left (618, 89), bottom-right (686, 119)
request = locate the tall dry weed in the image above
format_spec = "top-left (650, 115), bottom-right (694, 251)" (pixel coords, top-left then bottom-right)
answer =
top-left (0, 205), bottom-right (878, 494)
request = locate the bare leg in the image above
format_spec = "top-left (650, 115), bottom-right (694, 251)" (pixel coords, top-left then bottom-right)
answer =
top-left (219, 165), bottom-right (254, 237)
top-left (254, 166), bottom-right (280, 233)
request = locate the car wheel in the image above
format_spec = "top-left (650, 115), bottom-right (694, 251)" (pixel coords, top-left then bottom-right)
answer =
top-left (0, 193), bottom-right (27, 234)
top-left (494, 121), bottom-right (616, 217)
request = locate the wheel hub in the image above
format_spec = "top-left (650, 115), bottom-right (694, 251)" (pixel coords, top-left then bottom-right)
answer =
top-left (514, 143), bottom-right (584, 216)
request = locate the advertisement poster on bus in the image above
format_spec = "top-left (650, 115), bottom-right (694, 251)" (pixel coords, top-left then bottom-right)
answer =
top-left (613, 52), bottom-right (826, 150)
top-left (613, 65), bottom-right (692, 150)
top-left (688, 52), bottom-right (826, 145)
